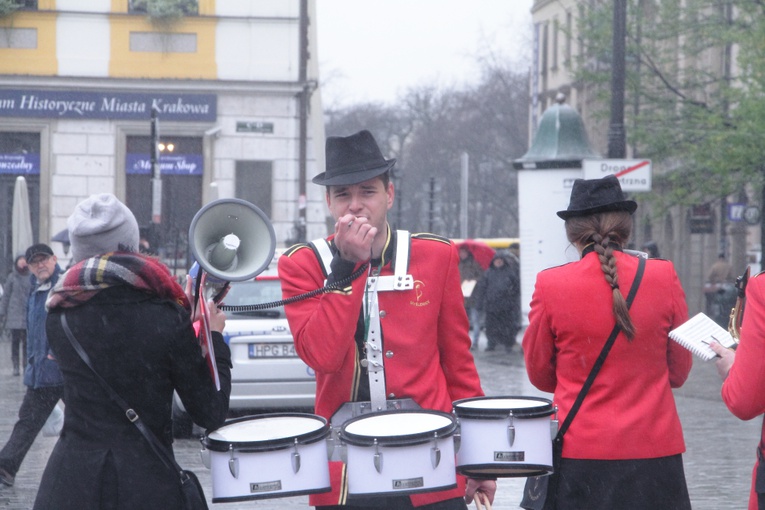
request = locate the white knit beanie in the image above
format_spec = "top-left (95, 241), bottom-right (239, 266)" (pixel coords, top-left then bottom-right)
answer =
top-left (68, 193), bottom-right (140, 263)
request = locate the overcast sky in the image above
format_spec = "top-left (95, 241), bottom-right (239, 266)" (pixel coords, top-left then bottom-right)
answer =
top-left (315, 0), bottom-right (534, 107)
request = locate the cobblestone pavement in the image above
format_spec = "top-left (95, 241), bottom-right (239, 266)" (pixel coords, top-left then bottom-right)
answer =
top-left (0, 333), bottom-right (759, 509)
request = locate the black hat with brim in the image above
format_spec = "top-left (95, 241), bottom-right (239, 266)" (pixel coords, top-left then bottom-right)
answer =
top-left (557, 174), bottom-right (637, 219)
top-left (312, 130), bottom-right (396, 186)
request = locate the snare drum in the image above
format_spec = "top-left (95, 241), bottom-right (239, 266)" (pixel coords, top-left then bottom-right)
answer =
top-left (339, 410), bottom-right (458, 497)
top-left (200, 413), bottom-right (331, 502)
top-left (453, 396), bottom-right (555, 478)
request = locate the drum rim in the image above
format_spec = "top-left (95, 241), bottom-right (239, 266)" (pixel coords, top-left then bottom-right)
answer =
top-left (452, 396), bottom-right (554, 419)
top-left (456, 463), bottom-right (554, 478)
top-left (201, 412), bottom-right (329, 452)
top-left (339, 409), bottom-right (457, 447)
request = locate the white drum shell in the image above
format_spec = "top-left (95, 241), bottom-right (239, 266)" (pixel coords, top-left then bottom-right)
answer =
top-left (208, 440), bottom-right (330, 501)
top-left (340, 411), bottom-right (458, 497)
top-left (455, 398), bottom-right (554, 478)
top-left (203, 414), bottom-right (331, 502)
top-left (345, 436), bottom-right (457, 496)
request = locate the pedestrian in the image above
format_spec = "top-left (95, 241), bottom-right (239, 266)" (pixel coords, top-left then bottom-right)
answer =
top-left (0, 254), bottom-right (32, 376)
top-left (278, 130), bottom-right (496, 509)
top-left (0, 243), bottom-right (63, 488)
top-left (641, 240), bottom-right (661, 258)
top-left (522, 175), bottom-right (693, 510)
top-left (704, 253), bottom-right (736, 326)
top-left (458, 245), bottom-right (485, 349)
top-left (33, 193), bottom-right (231, 510)
top-left (710, 272), bottom-right (765, 510)
top-left (473, 250), bottom-right (521, 352)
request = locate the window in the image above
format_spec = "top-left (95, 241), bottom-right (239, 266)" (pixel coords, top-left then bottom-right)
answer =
top-left (0, 28), bottom-right (37, 49)
top-left (236, 161), bottom-right (273, 219)
top-left (128, 0), bottom-right (198, 16)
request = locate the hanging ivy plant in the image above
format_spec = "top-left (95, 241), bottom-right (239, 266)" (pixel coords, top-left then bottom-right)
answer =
top-left (131, 0), bottom-right (197, 23)
top-left (0, 0), bottom-right (20, 19)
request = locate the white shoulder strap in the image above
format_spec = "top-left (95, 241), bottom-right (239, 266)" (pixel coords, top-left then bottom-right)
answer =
top-left (309, 238), bottom-right (334, 278)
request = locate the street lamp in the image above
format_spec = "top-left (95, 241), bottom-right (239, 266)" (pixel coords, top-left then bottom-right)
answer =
top-left (607, 0), bottom-right (627, 159)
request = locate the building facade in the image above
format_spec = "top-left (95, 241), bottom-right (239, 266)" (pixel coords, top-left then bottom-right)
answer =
top-left (528, 0), bottom-right (753, 315)
top-left (0, 0), bottom-right (326, 276)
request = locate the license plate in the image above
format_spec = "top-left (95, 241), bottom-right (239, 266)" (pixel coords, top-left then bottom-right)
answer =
top-left (248, 343), bottom-right (297, 358)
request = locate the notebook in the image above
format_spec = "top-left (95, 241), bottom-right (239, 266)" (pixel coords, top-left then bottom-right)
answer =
top-left (669, 312), bottom-right (738, 361)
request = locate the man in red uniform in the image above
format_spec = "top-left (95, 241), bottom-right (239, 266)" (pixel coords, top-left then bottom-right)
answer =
top-left (711, 273), bottom-right (765, 510)
top-left (279, 130), bottom-right (495, 509)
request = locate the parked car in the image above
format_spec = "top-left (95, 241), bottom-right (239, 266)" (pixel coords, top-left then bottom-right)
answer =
top-left (172, 269), bottom-right (316, 437)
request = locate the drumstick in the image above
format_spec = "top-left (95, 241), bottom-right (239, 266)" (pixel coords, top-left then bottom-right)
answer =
top-left (474, 492), bottom-right (492, 510)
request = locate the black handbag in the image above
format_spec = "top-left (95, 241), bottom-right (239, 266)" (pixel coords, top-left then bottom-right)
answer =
top-left (60, 314), bottom-right (209, 510)
top-left (521, 256), bottom-right (645, 510)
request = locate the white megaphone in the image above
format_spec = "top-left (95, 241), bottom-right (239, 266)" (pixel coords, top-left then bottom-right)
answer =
top-left (188, 198), bottom-right (276, 283)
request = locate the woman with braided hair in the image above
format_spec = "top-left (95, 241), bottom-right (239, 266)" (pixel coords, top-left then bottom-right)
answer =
top-left (522, 175), bottom-right (693, 510)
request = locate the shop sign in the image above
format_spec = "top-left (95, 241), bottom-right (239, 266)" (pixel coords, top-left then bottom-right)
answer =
top-left (0, 153), bottom-right (40, 174)
top-left (126, 153), bottom-right (203, 175)
top-left (0, 89), bottom-right (216, 122)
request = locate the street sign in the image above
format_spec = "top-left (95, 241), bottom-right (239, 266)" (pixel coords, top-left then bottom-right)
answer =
top-left (745, 206), bottom-right (761, 225)
top-left (582, 159), bottom-right (652, 192)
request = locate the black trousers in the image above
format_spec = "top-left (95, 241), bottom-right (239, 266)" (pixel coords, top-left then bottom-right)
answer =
top-left (9, 329), bottom-right (27, 371)
top-left (0, 385), bottom-right (62, 476)
top-left (318, 495), bottom-right (467, 510)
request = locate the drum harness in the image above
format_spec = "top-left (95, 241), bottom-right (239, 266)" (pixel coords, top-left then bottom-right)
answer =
top-left (220, 231), bottom-right (421, 461)
top-left (311, 231), bottom-right (421, 462)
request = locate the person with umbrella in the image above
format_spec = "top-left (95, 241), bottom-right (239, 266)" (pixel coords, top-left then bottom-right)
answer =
top-left (458, 241), bottom-right (493, 349)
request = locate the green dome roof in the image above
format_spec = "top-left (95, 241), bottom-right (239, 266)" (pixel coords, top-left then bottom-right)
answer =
top-left (513, 98), bottom-right (599, 169)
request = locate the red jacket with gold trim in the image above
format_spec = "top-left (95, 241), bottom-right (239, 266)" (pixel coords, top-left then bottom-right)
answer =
top-left (279, 230), bottom-right (484, 507)
top-left (719, 272), bottom-right (765, 510)
top-left (523, 251), bottom-right (692, 460)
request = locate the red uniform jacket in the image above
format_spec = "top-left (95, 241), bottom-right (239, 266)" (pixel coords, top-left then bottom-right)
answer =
top-left (523, 250), bottom-right (692, 460)
top-left (279, 230), bottom-right (484, 507)
top-left (720, 272), bottom-right (765, 510)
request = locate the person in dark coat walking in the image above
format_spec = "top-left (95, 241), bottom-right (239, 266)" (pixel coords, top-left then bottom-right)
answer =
top-left (33, 193), bottom-right (232, 510)
top-left (0, 254), bottom-right (32, 376)
top-left (459, 246), bottom-right (485, 349)
top-left (0, 244), bottom-right (63, 487)
top-left (473, 250), bottom-right (521, 352)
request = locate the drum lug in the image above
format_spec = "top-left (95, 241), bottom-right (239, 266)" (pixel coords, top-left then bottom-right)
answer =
top-left (228, 444), bottom-right (239, 479)
top-left (199, 445), bottom-right (210, 470)
top-left (373, 439), bottom-right (383, 474)
top-left (551, 406), bottom-right (559, 441)
top-left (507, 411), bottom-right (515, 447)
top-left (292, 438), bottom-right (302, 474)
top-left (454, 420), bottom-right (461, 454)
top-left (431, 432), bottom-right (441, 469)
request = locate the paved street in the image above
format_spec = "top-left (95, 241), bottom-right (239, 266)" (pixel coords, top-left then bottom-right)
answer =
top-left (0, 332), bottom-right (759, 509)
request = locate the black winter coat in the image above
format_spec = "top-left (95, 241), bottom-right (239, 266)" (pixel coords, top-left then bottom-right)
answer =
top-left (33, 286), bottom-right (232, 510)
top-left (473, 252), bottom-right (521, 343)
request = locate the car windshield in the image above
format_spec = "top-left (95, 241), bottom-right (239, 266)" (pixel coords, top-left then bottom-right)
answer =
top-left (223, 279), bottom-right (286, 319)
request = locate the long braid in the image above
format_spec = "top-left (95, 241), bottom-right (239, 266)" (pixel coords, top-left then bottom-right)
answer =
top-left (593, 233), bottom-right (635, 339)
top-left (566, 211), bottom-right (636, 340)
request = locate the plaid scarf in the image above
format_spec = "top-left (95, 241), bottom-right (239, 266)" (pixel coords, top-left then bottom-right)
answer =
top-left (46, 252), bottom-right (190, 311)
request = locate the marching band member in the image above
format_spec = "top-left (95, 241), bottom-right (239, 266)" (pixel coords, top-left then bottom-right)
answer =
top-left (523, 175), bottom-right (693, 510)
top-left (279, 130), bottom-right (495, 509)
top-left (711, 273), bottom-right (765, 510)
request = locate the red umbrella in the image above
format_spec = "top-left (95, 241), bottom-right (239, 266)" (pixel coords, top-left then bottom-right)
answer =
top-left (456, 239), bottom-right (496, 270)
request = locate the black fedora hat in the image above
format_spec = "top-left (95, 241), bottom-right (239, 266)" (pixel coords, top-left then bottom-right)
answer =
top-left (312, 130), bottom-right (396, 186)
top-left (557, 174), bottom-right (637, 219)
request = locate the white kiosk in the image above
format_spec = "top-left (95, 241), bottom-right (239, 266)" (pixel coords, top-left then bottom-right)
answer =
top-left (513, 96), bottom-right (600, 326)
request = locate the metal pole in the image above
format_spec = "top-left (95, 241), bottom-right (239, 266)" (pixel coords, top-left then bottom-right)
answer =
top-left (460, 152), bottom-right (469, 239)
top-left (150, 105), bottom-right (162, 251)
top-left (607, 0), bottom-right (627, 159)
top-left (296, 0), bottom-right (309, 243)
